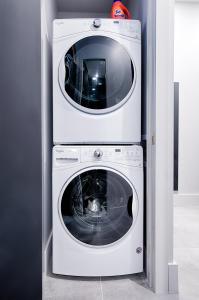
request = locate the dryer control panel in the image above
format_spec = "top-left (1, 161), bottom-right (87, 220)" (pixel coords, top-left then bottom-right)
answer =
top-left (53, 19), bottom-right (141, 40)
top-left (54, 146), bottom-right (143, 168)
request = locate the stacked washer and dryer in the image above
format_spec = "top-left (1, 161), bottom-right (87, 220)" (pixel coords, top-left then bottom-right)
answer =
top-left (52, 18), bottom-right (143, 276)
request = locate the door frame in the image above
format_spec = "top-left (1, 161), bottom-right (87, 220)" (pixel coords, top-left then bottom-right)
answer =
top-left (146, 0), bottom-right (178, 294)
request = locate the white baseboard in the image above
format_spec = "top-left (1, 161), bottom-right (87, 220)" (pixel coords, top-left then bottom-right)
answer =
top-left (174, 193), bottom-right (199, 206)
top-left (168, 262), bottom-right (178, 294)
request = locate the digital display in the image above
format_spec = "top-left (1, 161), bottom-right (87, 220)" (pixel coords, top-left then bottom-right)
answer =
top-left (115, 149), bottom-right (121, 153)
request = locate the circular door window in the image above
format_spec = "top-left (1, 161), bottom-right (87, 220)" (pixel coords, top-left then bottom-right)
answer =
top-left (59, 169), bottom-right (138, 246)
top-left (59, 36), bottom-right (135, 113)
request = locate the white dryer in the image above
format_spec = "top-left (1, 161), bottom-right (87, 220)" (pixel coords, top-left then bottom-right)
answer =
top-left (53, 19), bottom-right (141, 144)
top-left (52, 145), bottom-right (143, 276)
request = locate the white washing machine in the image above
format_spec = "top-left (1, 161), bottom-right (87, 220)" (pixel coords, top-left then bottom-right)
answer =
top-left (52, 145), bottom-right (143, 276)
top-left (53, 19), bottom-right (141, 144)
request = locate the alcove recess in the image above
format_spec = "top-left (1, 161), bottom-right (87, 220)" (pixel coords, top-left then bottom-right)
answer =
top-left (41, 0), bottom-right (148, 274)
top-left (41, 0), bottom-right (172, 291)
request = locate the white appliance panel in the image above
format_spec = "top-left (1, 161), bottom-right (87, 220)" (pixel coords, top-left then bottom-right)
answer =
top-left (53, 146), bottom-right (143, 276)
top-left (53, 19), bottom-right (141, 144)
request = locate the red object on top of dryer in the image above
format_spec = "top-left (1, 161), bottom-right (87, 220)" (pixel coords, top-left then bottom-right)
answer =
top-left (111, 0), bottom-right (131, 19)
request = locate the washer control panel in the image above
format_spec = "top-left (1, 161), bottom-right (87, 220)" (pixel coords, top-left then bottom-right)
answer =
top-left (54, 146), bottom-right (143, 167)
top-left (81, 146), bottom-right (143, 166)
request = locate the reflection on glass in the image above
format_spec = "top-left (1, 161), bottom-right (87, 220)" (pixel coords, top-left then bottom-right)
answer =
top-left (61, 169), bottom-right (133, 246)
top-left (64, 36), bottom-right (134, 110)
top-left (83, 59), bottom-right (107, 108)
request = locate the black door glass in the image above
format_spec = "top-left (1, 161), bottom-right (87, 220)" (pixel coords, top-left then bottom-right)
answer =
top-left (64, 36), bottom-right (134, 110)
top-left (61, 169), bottom-right (134, 246)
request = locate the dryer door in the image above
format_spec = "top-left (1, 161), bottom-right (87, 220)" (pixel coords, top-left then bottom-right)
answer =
top-left (59, 36), bottom-right (135, 114)
top-left (59, 168), bottom-right (138, 246)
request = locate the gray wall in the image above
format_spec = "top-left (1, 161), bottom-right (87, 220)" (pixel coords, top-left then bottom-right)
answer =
top-left (57, 0), bottom-right (127, 13)
top-left (0, 1), bottom-right (42, 299)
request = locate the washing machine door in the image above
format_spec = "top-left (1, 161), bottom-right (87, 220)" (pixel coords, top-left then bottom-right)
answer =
top-left (59, 36), bottom-right (135, 114)
top-left (59, 168), bottom-right (138, 246)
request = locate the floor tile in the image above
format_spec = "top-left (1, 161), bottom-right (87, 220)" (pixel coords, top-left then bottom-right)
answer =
top-left (43, 274), bottom-right (102, 300)
top-left (174, 204), bottom-right (199, 300)
top-left (101, 276), bottom-right (179, 300)
top-left (174, 248), bottom-right (199, 300)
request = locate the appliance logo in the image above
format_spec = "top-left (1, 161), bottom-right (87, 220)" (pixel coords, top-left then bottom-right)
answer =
top-left (55, 149), bottom-right (64, 153)
top-left (55, 21), bottom-right (64, 26)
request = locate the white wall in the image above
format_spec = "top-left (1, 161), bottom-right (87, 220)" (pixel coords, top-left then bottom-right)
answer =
top-left (155, 0), bottom-right (176, 293)
top-left (174, 2), bottom-right (199, 197)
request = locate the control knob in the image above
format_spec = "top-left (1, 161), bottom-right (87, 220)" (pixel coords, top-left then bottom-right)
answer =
top-left (94, 149), bottom-right (103, 159)
top-left (93, 19), bottom-right (101, 28)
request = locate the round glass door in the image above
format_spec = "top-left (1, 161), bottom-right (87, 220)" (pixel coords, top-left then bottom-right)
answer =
top-left (60, 169), bottom-right (136, 246)
top-left (59, 36), bottom-right (135, 113)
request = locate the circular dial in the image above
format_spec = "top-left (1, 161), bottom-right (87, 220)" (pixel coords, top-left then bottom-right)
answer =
top-left (93, 19), bottom-right (101, 28)
top-left (94, 149), bottom-right (103, 158)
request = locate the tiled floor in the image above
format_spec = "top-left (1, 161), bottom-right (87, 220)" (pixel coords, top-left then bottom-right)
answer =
top-left (174, 203), bottom-right (199, 300)
top-left (43, 202), bottom-right (199, 300)
top-left (43, 274), bottom-right (179, 300)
